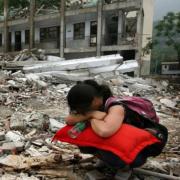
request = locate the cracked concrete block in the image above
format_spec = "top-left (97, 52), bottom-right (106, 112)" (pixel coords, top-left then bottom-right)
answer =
top-left (2, 142), bottom-right (16, 154)
top-left (10, 112), bottom-right (26, 130)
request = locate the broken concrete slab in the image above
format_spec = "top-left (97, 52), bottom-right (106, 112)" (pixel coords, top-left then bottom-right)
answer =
top-left (35, 71), bottom-right (91, 82)
top-left (1, 142), bottom-right (16, 154)
top-left (26, 145), bottom-right (44, 157)
top-left (116, 60), bottom-right (138, 73)
top-left (89, 64), bottom-right (120, 74)
top-left (47, 55), bottom-right (64, 61)
top-left (49, 118), bottom-right (66, 132)
top-left (23, 54), bottom-right (123, 73)
top-left (25, 112), bottom-right (49, 130)
top-left (0, 154), bottom-right (62, 170)
top-left (1, 141), bottom-right (24, 154)
top-left (5, 131), bottom-right (25, 142)
top-left (10, 112), bottom-right (26, 130)
top-left (160, 98), bottom-right (177, 108)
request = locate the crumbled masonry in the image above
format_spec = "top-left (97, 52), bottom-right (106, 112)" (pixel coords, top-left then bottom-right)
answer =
top-left (0, 54), bottom-right (179, 179)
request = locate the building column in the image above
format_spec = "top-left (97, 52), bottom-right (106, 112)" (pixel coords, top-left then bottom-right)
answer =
top-left (29, 0), bottom-right (35, 50)
top-left (35, 28), bottom-right (40, 47)
top-left (3, 0), bottom-right (8, 53)
top-left (60, 0), bottom-right (65, 58)
top-left (96, 0), bottom-right (103, 57)
top-left (102, 16), bottom-right (106, 46)
top-left (21, 30), bottom-right (25, 49)
top-left (135, 1), bottom-right (144, 76)
top-left (11, 31), bottom-right (15, 51)
top-left (117, 10), bottom-right (125, 45)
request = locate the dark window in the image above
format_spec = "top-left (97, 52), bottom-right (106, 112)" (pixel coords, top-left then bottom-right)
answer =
top-left (40, 26), bottom-right (59, 42)
top-left (0, 34), bottom-right (2, 47)
top-left (25, 30), bottom-right (29, 44)
top-left (169, 64), bottom-right (179, 70)
top-left (74, 22), bottom-right (85, 40)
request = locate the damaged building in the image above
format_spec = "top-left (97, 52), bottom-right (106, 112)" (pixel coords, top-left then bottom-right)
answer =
top-left (0, 0), bottom-right (154, 75)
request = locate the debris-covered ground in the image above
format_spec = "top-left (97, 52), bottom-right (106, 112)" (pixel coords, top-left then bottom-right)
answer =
top-left (0, 69), bottom-right (179, 180)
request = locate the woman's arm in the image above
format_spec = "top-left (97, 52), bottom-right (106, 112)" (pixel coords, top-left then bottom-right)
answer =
top-left (65, 111), bottom-right (107, 125)
top-left (65, 114), bottom-right (90, 125)
top-left (90, 105), bottom-right (125, 138)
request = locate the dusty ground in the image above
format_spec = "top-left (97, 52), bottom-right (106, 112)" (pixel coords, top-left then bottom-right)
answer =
top-left (0, 71), bottom-right (179, 180)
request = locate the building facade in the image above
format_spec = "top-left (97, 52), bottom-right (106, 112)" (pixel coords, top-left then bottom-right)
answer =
top-left (0, 0), bottom-right (154, 75)
top-left (161, 62), bottom-right (180, 75)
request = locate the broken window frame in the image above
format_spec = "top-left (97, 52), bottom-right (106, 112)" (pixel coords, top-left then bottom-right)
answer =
top-left (40, 26), bottom-right (59, 42)
top-left (73, 22), bottom-right (85, 40)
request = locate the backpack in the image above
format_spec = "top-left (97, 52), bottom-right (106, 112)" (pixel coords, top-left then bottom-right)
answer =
top-left (105, 96), bottom-right (168, 155)
top-left (105, 96), bottom-right (159, 123)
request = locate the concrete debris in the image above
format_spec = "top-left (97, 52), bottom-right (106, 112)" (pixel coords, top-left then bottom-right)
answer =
top-left (23, 54), bottom-right (123, 73)
top-left (25, 145), bottom-right (45, 157)
top-left (0, 173), bottom-right (39, 180)
top-left (5, 131), bottom-right (25, 142)
top-left (0, 154), bottom-right (62, 170)
top-left (47, 55), bottom-right (64, 61)
top-left (0, 131), bottom-right (5, 141)
top-left (116, 59), bottom-right (138, 73)
top-left (49, 118), bottom-right (66, 132)
top-left (10, 112), bottom-right (26, 130)
top-left (25, 112), bottom-right (49, 130)
top-left (160, 98), bottom-right (177, 108)
top-left (1, 141), bottom-right (24, 154)
top-left (0, 57), bottom-right (179, 179)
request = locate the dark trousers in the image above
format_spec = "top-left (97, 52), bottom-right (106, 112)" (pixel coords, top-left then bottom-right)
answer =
top-left (79, 146), bottom-right (147, 169)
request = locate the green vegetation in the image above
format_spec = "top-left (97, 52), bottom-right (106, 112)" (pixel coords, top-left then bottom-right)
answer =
top-left (149, 12), bottom-right (180, 74)
top-left (0, 0), bottom-right (61, 15)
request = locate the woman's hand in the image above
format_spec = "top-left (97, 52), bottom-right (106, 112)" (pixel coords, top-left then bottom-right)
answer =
top-left (65, 113), bottom-right (91, 125)
top-left (65, 110), bottom-right (106, 125)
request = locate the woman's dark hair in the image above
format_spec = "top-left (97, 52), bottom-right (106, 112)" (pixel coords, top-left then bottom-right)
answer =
top-left (67, 80), bottom-right (112, 114)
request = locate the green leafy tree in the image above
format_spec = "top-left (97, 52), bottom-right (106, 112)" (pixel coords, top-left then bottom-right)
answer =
top-left (0, 0), bottom-right (29, 14)
top-left (155, 12), bottom-right (180, 66)
top-left (0, 0), bottom-right (72, 14)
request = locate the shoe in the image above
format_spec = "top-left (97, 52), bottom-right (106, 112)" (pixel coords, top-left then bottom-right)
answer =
top-left (114, 168), bottom-right (132, 180)
top-left (94, 159), bottom-right (117, 178)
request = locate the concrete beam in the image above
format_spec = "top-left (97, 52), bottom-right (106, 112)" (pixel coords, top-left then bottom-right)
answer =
top-left (23, 54), bottom-right (123, 73)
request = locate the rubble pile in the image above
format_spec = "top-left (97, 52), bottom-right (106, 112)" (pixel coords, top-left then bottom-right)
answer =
top-left (9, 7), bottom-right (29, 20)
top-left (0, 54), bottom-right (14, 62)
top-left (0, 68), bottom-right (179, 180)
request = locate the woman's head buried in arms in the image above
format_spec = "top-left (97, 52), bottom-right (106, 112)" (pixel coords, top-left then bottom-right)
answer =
top-left (67, 80), bottom-right (113, 114)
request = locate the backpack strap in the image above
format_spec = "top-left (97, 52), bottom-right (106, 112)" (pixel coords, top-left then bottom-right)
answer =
top-left (105, 97), bottom-right (124, 112)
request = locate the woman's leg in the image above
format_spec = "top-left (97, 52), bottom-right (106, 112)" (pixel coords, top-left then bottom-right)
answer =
top-left (79, 146), bottom-right (126, 169)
